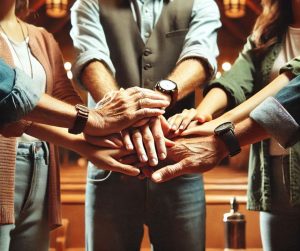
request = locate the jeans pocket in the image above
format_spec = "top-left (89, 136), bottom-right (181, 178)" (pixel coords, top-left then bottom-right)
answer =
top-left (87, 162), bottom-right (112, 183)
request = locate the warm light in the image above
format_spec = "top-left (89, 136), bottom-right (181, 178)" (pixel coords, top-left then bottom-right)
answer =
top-left (46, 0), bottom-right (68, 18)
top-left (223, 0), bottom-right (246, 18)
top-left (64, 61), bottom-right (72, 71)
top-left (67, 71), bottom-right (73, 80)
top-left (222, 62), bottom-right (232, 72)
top-left (216, 71), bottom-right (222, 79)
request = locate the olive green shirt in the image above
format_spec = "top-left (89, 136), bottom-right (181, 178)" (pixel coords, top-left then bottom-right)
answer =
top-left (205, 37), bottom-right (300, 211)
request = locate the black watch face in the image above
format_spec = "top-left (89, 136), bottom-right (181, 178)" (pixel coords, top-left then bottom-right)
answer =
top-left (159, 80), bottom-right (176, 91)
top-left (215, 122), bottom-right (234, 134)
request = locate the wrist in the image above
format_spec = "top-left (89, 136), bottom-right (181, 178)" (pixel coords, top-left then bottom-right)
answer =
top-left (84, 109), bottom-right (105, 135)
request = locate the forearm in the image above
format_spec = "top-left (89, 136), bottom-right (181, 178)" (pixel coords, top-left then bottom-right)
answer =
top-left (26, 123), bottom-right (84, 152)
top-left (196, 87), bottom-right (228, 116)
top-left (219, 72), bottom-right (292, 123)
top-left (234, 118), bottom-right (269, 147)
top-left (23, 94), bottom-right (77, 129)
top-left (81, 60), bottom-right (119, 101)
top-left (168, 58), bottom-right (207, 100)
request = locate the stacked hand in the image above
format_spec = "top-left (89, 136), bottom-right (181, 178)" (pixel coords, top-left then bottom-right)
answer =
top-left (74, 90), bottom-right (229, 182)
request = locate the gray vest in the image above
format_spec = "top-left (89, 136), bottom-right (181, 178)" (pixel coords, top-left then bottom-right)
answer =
top-left (100, 0), bottom-right (194, 116)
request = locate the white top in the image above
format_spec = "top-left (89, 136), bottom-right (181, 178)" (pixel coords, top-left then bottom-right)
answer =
top-left (269, 26), bottom-right (300, 155)
top-left (1, 31), bottom-right (47, 142)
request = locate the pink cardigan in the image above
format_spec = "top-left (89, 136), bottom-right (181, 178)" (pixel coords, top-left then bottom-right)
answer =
top-left (0, 22), bottom-right (82, 230)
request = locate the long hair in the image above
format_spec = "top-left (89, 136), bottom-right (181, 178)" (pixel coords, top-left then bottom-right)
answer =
top-left (252, 0), bottom-right (293, 54)
top-left (15, 0), bottom-right (29, 18)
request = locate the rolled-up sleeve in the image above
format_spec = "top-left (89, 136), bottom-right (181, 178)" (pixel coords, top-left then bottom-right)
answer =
top-left (70, 0), bottom-right (115, 87)
top-left (250, 75), bottom-right (300, 148)
top-left (0, 67), bottom-right (41, 125)
top-left (279, 56), bottom-right (300, 76)
top-left (178, 0), bottom-right (221, 80)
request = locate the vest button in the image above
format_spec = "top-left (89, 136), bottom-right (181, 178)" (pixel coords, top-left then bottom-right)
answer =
top-left (144, 63), bottom-right (152, 70)
top-left (143, 49), bottom-right (152, 56)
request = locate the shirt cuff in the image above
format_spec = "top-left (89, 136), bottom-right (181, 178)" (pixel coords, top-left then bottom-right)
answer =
top-left (250, 97), bottom-right (300, 148)
top-left (0, 69), bottom-right (41, 125)
top-left (178, 46), bottom-right (218, 81)
top-left (73, 50), bottom-right (116, 88)
top-left (280, 57), bottom-right (300, 76)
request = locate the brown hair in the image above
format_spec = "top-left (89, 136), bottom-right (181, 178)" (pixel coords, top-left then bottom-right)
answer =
top-left (15, 0), bottom-right (29, 18)
top-left (252, 0), bottom-right (293, 54)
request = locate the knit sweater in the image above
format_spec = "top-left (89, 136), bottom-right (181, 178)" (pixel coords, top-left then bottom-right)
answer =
top-left (0, 22), bottom-right (82, 229)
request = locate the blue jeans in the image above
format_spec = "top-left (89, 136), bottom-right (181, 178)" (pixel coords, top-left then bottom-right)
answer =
top-left (260, 156), bottom-right (300, 251)
top-left (85, 164), bottom-right (206, 251)
top-left (0, 141), bottom-right (49, 251)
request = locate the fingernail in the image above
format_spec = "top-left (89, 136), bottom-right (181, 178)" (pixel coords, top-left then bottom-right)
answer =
top-left (159, 153), bottom-right (166, 160)
top-left (152, 172), bottom-right (162, 182)
top-left (179, 125), bottom-right (184, 130)
top-left (140, 154), bottom-right (148, 162)
top-left (150, 158), bottom-right (158, 166)
top-left (171, 125), bottom-right (177, 131)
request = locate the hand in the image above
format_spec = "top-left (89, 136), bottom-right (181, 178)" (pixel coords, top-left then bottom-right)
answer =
top-left (84, 87), bottom-right (170, 136)
top-left (181, 116), bottom-right (225, 136)
top-left (76, 138), bottom-right (140, 176)
top-left (121, 117), bottom-right (172, 166)
top-left (151, 135), bottom-right (228, 183)
top-left (167, 109), bottom-right (212, 136)
top-left (84, 133), bottom-right (123, 149)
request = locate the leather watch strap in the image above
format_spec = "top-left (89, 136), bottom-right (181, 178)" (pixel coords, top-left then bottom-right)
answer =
top-left (68, 104), bottom-right (89, 134)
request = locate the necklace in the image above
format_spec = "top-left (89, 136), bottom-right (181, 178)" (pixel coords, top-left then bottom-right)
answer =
top-left (0, 19), bottom-right (33, 79)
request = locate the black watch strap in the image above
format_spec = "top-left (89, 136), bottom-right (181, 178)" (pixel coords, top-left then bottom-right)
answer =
top-left (214, 122), bottom-right (241, 157)
top-left (220, 129), bottom-right (241, 157)
top-left (68, 104), bottom-right (89, 134)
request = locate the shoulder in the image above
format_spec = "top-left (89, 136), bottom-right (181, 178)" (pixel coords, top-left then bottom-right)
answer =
top-left (26, 23), bottom-right (56, 43)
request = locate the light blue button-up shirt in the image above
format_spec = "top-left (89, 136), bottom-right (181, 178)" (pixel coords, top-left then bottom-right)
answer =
top-left (0, 59), bottom-right (41, 125)
top-left (70, 0), bottom-right (221, 82)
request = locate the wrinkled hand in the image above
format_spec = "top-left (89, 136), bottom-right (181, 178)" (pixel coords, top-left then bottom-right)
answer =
top-left (167, 108), bottom-right (212, 136)
top-left (150, 135), bottom-right (228, 183)
top-left (121, 116), bottom-right (174, 166)
top-left (85, 87), bottom-right (170, 136)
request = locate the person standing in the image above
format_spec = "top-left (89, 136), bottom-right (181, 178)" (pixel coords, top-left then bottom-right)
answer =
top-left (70, 0), bottom-right (221, 250)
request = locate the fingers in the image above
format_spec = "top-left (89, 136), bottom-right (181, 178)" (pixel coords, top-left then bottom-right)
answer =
top-left (151, 160), bottom-right (188, 183)
top-left (195, 113), bottom-right (213, 123)
top-left (168, 109), bottom-right (197, 134)
top-left (106, 158), bottom-right (140, 176)
top-left (149, 117), bottom-right (167, 161)
top-left (84, 134), bottom-right (123, 148)
top-left (121, 130), bottom-right (134, 150)
top-left (134, 108), bottom-right (165, 120)
top-left (138, 98), bottom-right (170, 109)
top-left (132, 128), bottom-right (149, 163)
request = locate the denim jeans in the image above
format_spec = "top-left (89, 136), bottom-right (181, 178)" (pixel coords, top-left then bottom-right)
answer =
top-left (0, 141), bottom-right (49, 251)
top-left (260, 156), bottom-right (300, 251)
top-left (85, 163), bottom-right (206, 251)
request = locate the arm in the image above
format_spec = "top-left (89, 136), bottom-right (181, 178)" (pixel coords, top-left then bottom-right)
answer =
top-left (26, 123), bottom-right (140, 176)
top-left (250, 74), bottom-right (300, 148)
top-left (0, 61), bottom-right (42, 125)
top-left (183, 72), bottom-right (293, 136)
top-left (70, 0), bottom-right (118, 101)
top-left (151, 117), bottom-right (269, 183)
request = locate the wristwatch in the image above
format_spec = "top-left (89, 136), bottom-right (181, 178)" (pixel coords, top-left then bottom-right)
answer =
top-left (154, 79), bottom-right (178, 106)
top-left (214, 122), bottom-right (241, 157)
top-left (68, 104), bottom-right (89, 134)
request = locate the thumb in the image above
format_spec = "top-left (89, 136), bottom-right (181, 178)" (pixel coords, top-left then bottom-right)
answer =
top-left (195, 114), bottom-right (212, 123)
top-left (151, 160), bottom-right (187, 183)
